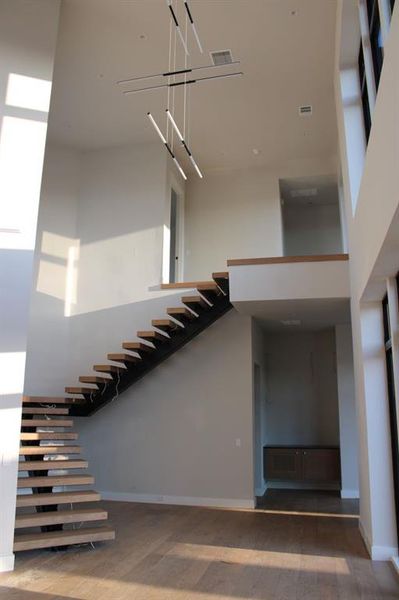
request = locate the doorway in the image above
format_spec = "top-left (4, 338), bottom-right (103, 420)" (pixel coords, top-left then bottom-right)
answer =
top-left (169, 189), bottom-right (178, 283)
top-left (253, 363), bottom-right (264, 499)
top-left (166, 187), bottom-right (184, 283)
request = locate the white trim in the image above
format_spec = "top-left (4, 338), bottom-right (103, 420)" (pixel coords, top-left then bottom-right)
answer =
top-left (359, 519), bottom-right (398, 561)
top-left (0, 553), bottom-right (15, 573)
top-left (267, 481), bottom-right (340, 491)
top-left (341, 489), bottom-right (359, 499)
top-left (391, 556), bottom-right (399, 577)
top-left (255, 482), bottom-right (267, 497)
top-left (100, 491), bottom-right (255, 510)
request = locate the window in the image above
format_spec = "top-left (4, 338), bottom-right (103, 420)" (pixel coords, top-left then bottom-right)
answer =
top-left (358, 43), bottom-right (371, 143)
top-left (382, 294), bottom-right (399, 547)
top-left (367, 0), bottom-right (384, 90)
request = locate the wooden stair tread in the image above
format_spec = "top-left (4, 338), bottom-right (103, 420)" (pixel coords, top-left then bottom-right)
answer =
top-left (196, 282), bottom-right (220, 291)
top-left (23, 396), bottom-right (84, 405)
top-left (93, 364), bottom-right (126, 373)
top-left (107, 353), bottom-right (140, 363)
top-left (167, 307), bottom-right (196, 319)
top-left (152, 319), bottom-right (182, 331)
top-left (79, 375), bottom-right (112, 384)
top-left (19, 446), bottom-right (81, 455)
top-left (161, 280), bottom-right (215, 289)
top-left (20, 432), bottom-right (78, 441)
top-left (182, 295), bottom-right (210, 309)
top-left (14, 508), bottom-right (108, 529)
top-left (18, 459), bottom-right (88, 471)
top-left (212, 271), bottom-right (229, 279)
top-left (17, 474), bottom-right (94, 488)
top-left (22, 407), bottom-right (69, 415)
top-left (137, 330), bottom-right (168, 341)
top-left (65, 387), bottom-right (97, 395)
top-left (122, 342), bottom-right (154, 352)
top-left (16, 490), bottom-right (100, 507)
top-left (21, 419), bottom-right (73, 428)
top-left (14, 525), bottom-right (115, 551)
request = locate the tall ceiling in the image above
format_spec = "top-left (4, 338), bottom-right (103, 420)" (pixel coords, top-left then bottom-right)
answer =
top-left (48, 0), bottom-right (338, 170)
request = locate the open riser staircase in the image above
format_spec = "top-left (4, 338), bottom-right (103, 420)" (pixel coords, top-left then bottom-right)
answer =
top-left (15, 272), bottom-right (231, 552)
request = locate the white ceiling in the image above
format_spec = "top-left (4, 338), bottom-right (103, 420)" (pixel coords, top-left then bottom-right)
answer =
top-left (280, 174), bottom-right (339, 206)
top-left (234, 298), bottom-right (351, 332)
top-left (48, 0), bottom-right (338, 171)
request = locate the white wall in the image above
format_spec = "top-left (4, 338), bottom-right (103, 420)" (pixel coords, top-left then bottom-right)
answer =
top-left (335, 324), bottom-right (359, 498)
top-left (24, 144), bottom-right (80, 395)
top-left (67, 143), bottom-right (191, 382)
top-left (77, 311), bottom-right (255, 508)
top-left (335, 0), bottom-right (399, 559)
top-left (262, 330), bottom-right (340, 447)
top-left (184, 166), bottom-right (282, 279)
top-left (22, 139), bottom-right (258, 508)
top-left (282, 202), bottom-right (343, 256)
top-left (230, 259), bottom-right (350, 304)
top-left (184, 159), bottom-right (337, 280)
top-left (0, 0), bottom-right (61, 572)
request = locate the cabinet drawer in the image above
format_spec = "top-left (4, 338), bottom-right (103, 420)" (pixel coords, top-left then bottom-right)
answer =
top-left (302, 449), bottom-right (340, 482)
top-left (264, 448), bottom-right (302, 481)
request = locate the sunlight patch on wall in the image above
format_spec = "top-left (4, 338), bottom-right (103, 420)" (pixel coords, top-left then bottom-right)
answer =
top-left (0, 116), bottom-right (48, 250)
top-left (36, 232), bottom-right (80, 312)
top-left (65, 244), bottom-right (79, 317)
top-left (0, 352), bottom-right (26, 395)
top-left (6, 73), bottom-right (51, 113)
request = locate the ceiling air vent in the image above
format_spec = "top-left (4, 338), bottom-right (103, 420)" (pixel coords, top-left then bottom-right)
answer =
top-left (210, 50), bottom-right (233, 66)
top-left (299, 105), bottom-right (312, 116)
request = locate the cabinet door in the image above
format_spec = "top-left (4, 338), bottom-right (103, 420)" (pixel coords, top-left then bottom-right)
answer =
top-left (302, 449), bottom-right (340, 482)
top-left (265, 448), bottom-right (302, 481)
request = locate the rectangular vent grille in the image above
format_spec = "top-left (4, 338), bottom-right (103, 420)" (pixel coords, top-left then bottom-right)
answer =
top-left (210, 50), bottom-right (233, 66)
top-left (299, 105), bottom-right (312, 116)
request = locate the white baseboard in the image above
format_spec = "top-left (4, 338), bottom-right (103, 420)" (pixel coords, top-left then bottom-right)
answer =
top-left (0, 553), bottom-right (15, 573)
top-left (359, 519), bottom-right (398, 561)
top-left (341, 489), bottom-right (359, 499)
top-left (100, 491), bottom-right (255, 510)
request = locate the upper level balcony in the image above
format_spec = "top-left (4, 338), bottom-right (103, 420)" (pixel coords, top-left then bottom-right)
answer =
top-left (227, 253), bottom-right (350, 306)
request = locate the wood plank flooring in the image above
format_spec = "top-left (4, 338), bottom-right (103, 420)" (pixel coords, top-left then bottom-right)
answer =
top-left (1, 492), bottom-right (398, 599)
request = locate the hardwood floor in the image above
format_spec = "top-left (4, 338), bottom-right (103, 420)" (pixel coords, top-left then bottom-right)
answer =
top-left (1, 493), bottom-right (398, 599)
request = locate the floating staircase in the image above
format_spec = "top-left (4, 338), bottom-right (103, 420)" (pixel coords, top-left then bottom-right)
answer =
top-left (15, 398), bottom-right (115, 552)
top-left (15, 271), bottom-right (231, 552)
top-left (65, 271), bottom-right (231, 416)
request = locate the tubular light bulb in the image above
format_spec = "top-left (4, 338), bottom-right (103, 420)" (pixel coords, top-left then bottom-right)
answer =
top-left (147, 112), bottom-right (167, 144)
top-left (190, 155), bottom-right (203, 178)
top-left (166, 110), bottom-right (184, 142)
top-left (173, 157), bottom-right (187, 180)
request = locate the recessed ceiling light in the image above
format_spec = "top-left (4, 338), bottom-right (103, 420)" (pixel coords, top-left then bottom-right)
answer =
top-left (252, 148), bottom-right (261, 156)
top-left (281, 319), bottom-right (301, 326)
top-left (139, 34), bottom-right (147, 40)
top-left (290, 10), bottom-right (298, 16)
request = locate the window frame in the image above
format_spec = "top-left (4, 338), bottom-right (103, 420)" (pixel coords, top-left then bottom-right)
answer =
top-left (367, 0), bottom-right (384, 90)
top-left (358, 43), bottom-right (372, 143)
top-left (382, 293), bottom-right (399, 548)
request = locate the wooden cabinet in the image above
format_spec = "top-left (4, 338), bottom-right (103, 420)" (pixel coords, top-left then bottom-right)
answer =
top-left (264, 446), bottom-right (340, 484)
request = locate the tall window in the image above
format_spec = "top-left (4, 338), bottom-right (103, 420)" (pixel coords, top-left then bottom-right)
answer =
top-left (358, 43), bottom-right (371, 143)
top-left (367, 0), bottom-right (384, 90)
top-left (382, 294), bottom-right (399, 547)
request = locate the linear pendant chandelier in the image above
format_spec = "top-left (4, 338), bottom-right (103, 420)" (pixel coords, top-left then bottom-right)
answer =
top-left (118, 0), bottom-right (243, 181)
